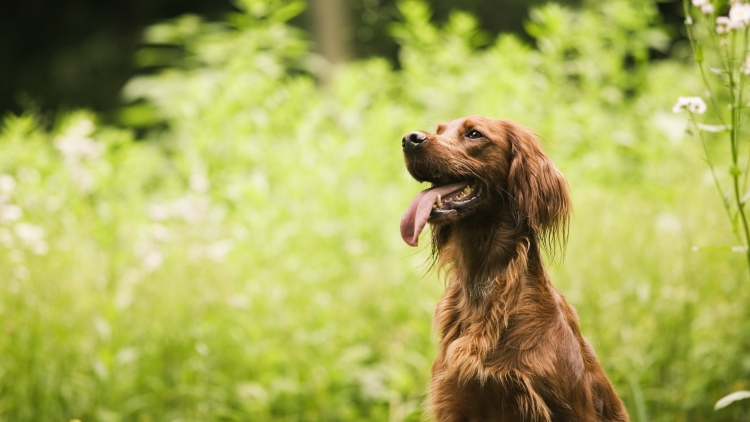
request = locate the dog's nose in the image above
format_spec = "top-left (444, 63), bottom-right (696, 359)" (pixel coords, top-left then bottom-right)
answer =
top-left (402, 131), bottom-right (427, 152)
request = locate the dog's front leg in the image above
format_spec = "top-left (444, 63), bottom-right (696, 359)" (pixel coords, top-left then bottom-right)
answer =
top-left (443, 335), bottom-right (493, 384)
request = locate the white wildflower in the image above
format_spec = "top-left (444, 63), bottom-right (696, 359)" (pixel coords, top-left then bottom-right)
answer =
top-left (93, 317), bottom-right (111, 340)
top-left (171, 195), bottom-right (209, 224)
top-left (226, 294), bottom-right (251, 309)
top-left (692, 0), bottom-right (707, 6)
top-left (54, 118), bottom-right (101, 160)
top-left (717, 16), bottom-right (732, 34)
top-left (14, 223), bottom-right (44, 244)
top-left (672, 97), bottom-right (691, 113)
top-left (655, 213), bottom-right (682, 234)
top-left (147, 203), bottom-right (171, 221)
top-left (141, 249), bottom-right (164, 271)
top-left (0, 204), bottom-right (23, 223)
top-left (115, 347), bottom-right (140, 365)
top-left (673, 96), bottom-right (707, 114)
top-left (69, 117), bottom-right (95, 138)
top-left (0, 174), bottom-right (15, 194)
top-left (689, 98), bottom-right (707, 114)
top-left (44, 196), bottom-right (63, 212)
top-left (702, 3), bottom-right (715, 14)
top-left (150, 223), bottom-right (171, 242)
top-left (206, 239), bottom-right (233, 262)
top-left (55, 135), bottom-right (105, 161)
top-left (30, 240), bottom-right (49, 255)
top-left (189, 173), bottom-right (210, 193)
top-left (13, 266), bottom-right (29, 280)
top-left (195, 342), bottom-right (209, 356)
top-left (147, 195), bottom-right (209, 224)
top-left (69, 165), bottom-right (96, 193)
top-left (730, 3), bottom-right (750, 26)
top-left (14, 223), bottom-right (48, 255)
top-left (53, 118), bottom-right (104, 193)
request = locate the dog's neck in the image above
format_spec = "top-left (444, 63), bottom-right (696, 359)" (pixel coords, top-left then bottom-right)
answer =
top-left (434, 215), bottom-right (547, 302)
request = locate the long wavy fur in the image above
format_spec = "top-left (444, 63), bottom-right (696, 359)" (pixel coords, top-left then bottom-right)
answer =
top-left (402, 116), bottom-right (628, 422)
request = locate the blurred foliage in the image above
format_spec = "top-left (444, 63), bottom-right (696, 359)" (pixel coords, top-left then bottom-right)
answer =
top-left (0, 0), bottom-right (749, 421)
top-left (0, 0), bottom-right (680, 117)
top-left (346, 0), bottom-right (585, 60)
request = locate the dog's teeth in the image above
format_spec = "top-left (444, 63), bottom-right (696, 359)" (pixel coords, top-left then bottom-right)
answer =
top-left (454, 185), bottom-right (473, 201)
top-left (436, 194), bottom-right (443, 208)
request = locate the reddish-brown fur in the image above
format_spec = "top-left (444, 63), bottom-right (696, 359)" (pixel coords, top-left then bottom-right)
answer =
top-left (401, 116), bottom-right (629, 421)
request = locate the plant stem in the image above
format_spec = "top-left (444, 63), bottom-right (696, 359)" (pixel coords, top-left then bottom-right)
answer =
top-left (691, 119), bottom-right (736, 234)
top-left (682, 1), bottom-right (726, 126)
top-left (683, 0), bottom-right (750, 275)
top-left (730, 28), bottom-right (750, 273)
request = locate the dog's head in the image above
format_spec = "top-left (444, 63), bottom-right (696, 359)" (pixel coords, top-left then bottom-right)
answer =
top-left (400, 116), bottom-right (571, 251)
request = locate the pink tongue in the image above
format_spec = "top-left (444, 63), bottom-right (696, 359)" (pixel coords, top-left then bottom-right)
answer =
top-left (400, 182), bottom-right (468, 247)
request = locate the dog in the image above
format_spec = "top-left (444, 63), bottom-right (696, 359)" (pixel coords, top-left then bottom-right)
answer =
top-left (400, 116), bottom-right (629, 421)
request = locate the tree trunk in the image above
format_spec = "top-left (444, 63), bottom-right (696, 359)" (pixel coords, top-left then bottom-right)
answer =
top-left (309, 0), bottom-right (350, 77)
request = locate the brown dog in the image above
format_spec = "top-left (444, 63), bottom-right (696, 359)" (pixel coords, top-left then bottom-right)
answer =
top-left (400, 116), bottom-right (628, 421)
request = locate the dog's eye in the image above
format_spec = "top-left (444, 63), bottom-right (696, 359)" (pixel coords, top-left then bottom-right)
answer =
top-left (465, 129), bottom-right (484, 140)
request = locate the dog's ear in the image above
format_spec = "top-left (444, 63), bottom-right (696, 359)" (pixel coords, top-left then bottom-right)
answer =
top-left (506, 123), bottom-right (571, 252)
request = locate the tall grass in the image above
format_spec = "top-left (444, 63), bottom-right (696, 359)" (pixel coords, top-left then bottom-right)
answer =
top-left (0, 0), bottom-right (748, 420)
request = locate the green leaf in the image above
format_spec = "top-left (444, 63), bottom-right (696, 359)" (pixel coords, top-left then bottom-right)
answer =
top-left (270, 0), bottom-right (306, 23)
top-left (691, 245), bottom-right (748, 252)
top-left (715, 390), bottom-right (750, 410)
top-left (696, 123), bottom-right (731, 132)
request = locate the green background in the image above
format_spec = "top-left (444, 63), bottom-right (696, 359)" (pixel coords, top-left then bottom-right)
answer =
top-left (0, 0), bottom-right (748, 420)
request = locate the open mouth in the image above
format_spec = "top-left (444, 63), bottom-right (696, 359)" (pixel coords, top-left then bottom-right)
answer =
top-left (400, 178), bottom-right (483, 247)
top-left (406, 162), bottom-right (483, 215)
top-left (430, 181), bottom-right (482, 216)
top-left (428, 182), bottom-right (482, 219)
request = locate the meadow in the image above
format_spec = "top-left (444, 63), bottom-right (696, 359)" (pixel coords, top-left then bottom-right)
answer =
top-left (0, 0), bottom-right (749, 420)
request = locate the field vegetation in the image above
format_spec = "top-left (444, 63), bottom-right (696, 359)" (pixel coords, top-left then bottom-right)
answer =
top-left (0, 0), bottom-right (749, 420)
